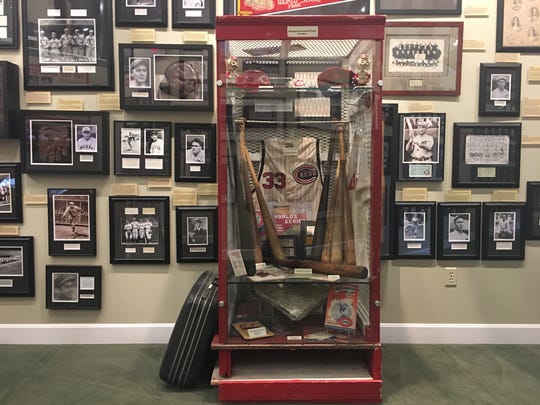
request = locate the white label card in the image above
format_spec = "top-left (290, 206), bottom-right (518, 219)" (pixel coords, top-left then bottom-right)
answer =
top-left (496, 242), bottom-right (513, 250)
top-left (63, 244), bottom-right (81, 251)
top-left (134, 9), bottom-right (148, 16)
top-left (450, 243), bottom-right (468, 251)
top-left (228, 249), bottom-right (247, 277)
top-left (142, 207), bottom-right (155, 215)
top-left (47, 9), bottom-right (61, 17)
top-left (41, 66), bottom-right (61, 74)
top-left (125, 247), bottom-right (137, 253)
top-left (78, 66), bottom-right (96, 74)
top-left (190, 247), bottom-right (207, 253)
top-left (79, 294), bottom-right (95, 299)
top-left (80, 277), bottom-right (95, 291)
top-left (185, 10), bottom-right (203, 18)
top-left (79, 155), bottom-right (94, 163)
top-left (71, 9), bottom-right (88, 17)
top-left (122, 158), bottom-right (140, 169)
top-left (287, 26), bottom-right (318, 38)
top-left (125, 207), bottom-right (139, 215)
top-left (143, 247), bottom-right (155, 254)
top-left (407, 243), bottom-right (422, 249)
top-left (0, 279), bottom-right (14, 287)
top-left (0, 27), bottom-right (6, 39)
top-left (247, 327), bottom-right (268, 339)
top-left (0, 16), bottom-right (8, 26)
top-left (145, 159), bottom-right (163, 170)
top-left (132, 92), bottom-right (150, 98)
top-left (190, 165), bottom-right (201, 172)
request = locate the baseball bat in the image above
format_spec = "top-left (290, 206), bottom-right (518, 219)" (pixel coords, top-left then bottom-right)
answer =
top-left (329, 159), bottom-right (344, 264)
top-left (265, 257), bottom-right (368, 279)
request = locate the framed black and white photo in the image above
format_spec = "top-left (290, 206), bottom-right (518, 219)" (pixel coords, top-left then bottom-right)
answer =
top-left (45, 265), bottom-right (101, 309)
top-left (175, 123), bottom-right (216, 183)
top-left (394, 202), bottom-right (436, 259)
top-left (0, 163), bottom-right (23, 223)
top-left (481, 202), bottom-right (526, 260)
top-left (437, 202), bottom-right (481, 260)
top-left (115, 0), bottom-right (167, 28)
top-left (172, 0), bottom-right (215, 29)
top-left (22, 0), bottom-right (114, 90)
top-left (452, 123), bottom-right (521, 188)
top-left (497, 0), bottom-right (540, 53)
top-left (176, 206), bottom-right (217, 262)
top-left (0, 236), bottom-right (34, 297)
top-left (0, 0), bottom-right (18, 49)
top-left (375, 0), bottom-right (462, 15)
top-left (119, 43), bottom-right (214, 111)
top-left (526, 181), bottom-right (540, 240)
top-left (109, 196), bottom-right (170, 264)
top-left (381, 103), bottom-right (398, 259)
top-left (47, 189), bottom-right (96, 256)
top-left (478, 63), bottom-right (521, 117)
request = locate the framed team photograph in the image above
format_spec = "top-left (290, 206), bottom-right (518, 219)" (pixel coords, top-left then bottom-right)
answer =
top-left (525, 181), bottom-right (540, 240)
top-left (224, 0), bottom-right (370, 15)
top-left (478, 63), bottom-right (522, 117)
top-left (21, 0), bottom-right (114, 90)
top-left (452, 123), bottom-right (521, 188)
top-left (175, 123), bottom-right (216, 183)
top-left (481, 202), bottom-right (526, 260)
top-left (172, 0), bottom-right (215, 29)
top-left (176, 206), bottom-right (218, 262)
top-left (45, 265), bottom-right (101, 309)
top-left (0, 163), bottom-right (23, 223)
top-left (383, 22), bottom-right (463, 96)
top-left (0, 0), bottom-right (18, 49)
top-left (109, 196), bottom-right (170, 264)
top-left (20, 111), bottom-right (109, 175)
top-left (47, 189), bottom-right (96, 256)
top-left (118, 43), bottom-right (214, 111)
top-left (394, 202), bottom-right (436, 259)
top-left (375, 0), bottom-right (461, 15)
top-left (437, 202), bottom-right (481, 260)
top-left (0, 236), bottom-right (34, 297)
top-left (496, 0), bottom-right (540, 53)
top-left (115, 0), bottom-right (167, 28)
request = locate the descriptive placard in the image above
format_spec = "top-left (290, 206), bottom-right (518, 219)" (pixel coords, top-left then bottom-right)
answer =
top-left (24, 194), bottom-right (48, 205)
top-left (97, 93), bottom-right (121, 111)
top-left (183, 31), bottom-right (208, 43)
top-left (492, 190), bottom-right (518, 202)
top-left (495, 53), bottom-right (520, 63)
top-left (522, 98), bottom-right (540, 117)
top-left (0, 226), bottom-right (19, 236)
top-left (26, 91), bottom-right (52, 104)
top-left (57, 98), bottom-right (84, 110)
top-left (464, 6), bottom-right (489, 17)
top-left (197, 183), bottom-right (218, 196)
top-left (173, 187), bottom-right (198, 206)
top-left (408, 103), bottom-right (435, 113)
top-left (402, 187), bottom-right (428, 201)
top-left (148, 178), bottom-right (173, 189)
top-left (131, 28), bottom-right (155, 42)
top-left (463, 39), bottom-right (486, 51)
top-left (446, 189), bottom-right (472, 202)
top-left (111, 183), bottom-right (138, 196)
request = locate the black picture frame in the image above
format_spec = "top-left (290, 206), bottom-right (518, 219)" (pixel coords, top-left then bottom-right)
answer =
top-left (21, 0), bottom-right (114, 90)
top-left (0, 163), bottom-right (23, 223)
top-left (175, 123), bottom-right (216, 183)
top-left (0, 236), bottom-right (34, 297)
top-left (47, 188), bottom-right (96, 256)
top-left (0, 0), bottom-right (19, 49)
top-left (115, 0), bottom-right (168, 28)
top-left (394, 202), bottom-right (436, 259)
top-left (118, 43), bottom-right (214, 111)
top-left (109, 196), bottom-right (170, 264)
top-left (20, 110), bottom-right (110, 175)
top-left (176, 206), bottom-right (218, 262)
top-left (452, 123), bottom-right (521, 188)
top-left (481, 202), bottom-right (526, 260)
top-left (496, 0), bottom-right (540, 53)
top-left (45, 265), bottom-right (101, 309)
top-left (225, 0), bottom-right (370, 15)
top-left (437, 202), bottom-right (481, 260)
top-left (525, 181), bottom-right (540, 240)
top-left (298, 220), bottom-right (316, 260)
top-left (478, 63), bottom-right (522, 117)
top-left (172, 0), bottom-right (215, 29)
top-left (375, 0), bottom-right (462, 15)
top-left (114, 121), bottom-right (172, 177)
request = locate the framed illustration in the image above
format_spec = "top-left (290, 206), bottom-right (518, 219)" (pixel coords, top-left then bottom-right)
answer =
top-left (118, 43), bottom-right (214, 111)
top-left (381, 103), bottom-right (398, 259)
top-left (47, 188), bottom-right (96, 256)
top-left (481, 202), bottom-right (526, 260)
top-left (394, 202), bottom-right (436, 259)
top-left (109, 196), bottom-right (170, 264)
top-left (0, 0), bottom-right (18, 48)
top-left (224, 0), bottom-right (370, 15)
top-left (176, 206), bottom-right (218, 262)
top-left (452, 123), bottom-right (521, 188)
top-left (45, 265), bottom-right (101, 309)
top-left (496, 0), bottom-right (540, 53)
top-left (397, 113), bottom-right (445, 182)
top-left (375, 0), bottom-right (461, 15)
top-left (20, 110), bottom-right (110, 175)
top-left (172, 0), bottom-right (215, 29)
top-left (0, 236), bottom-right (34, 297)
top-left (0, 163), bottom-right (23, 223)
top-left (478, 63), bottom-right (522, 117)
top-left (115, 0), bottom-right (168, 27)
top-left (175, 123), bottom-right (216, 183)
top-left (114, 121), bottom-right (172, 176)
top-left (383, 22), bottom-right (463, 96)
top-left (21, 0), bottom-right (114, 90)
top-left (526, 181), bottom-right (540, 240)
top-left (437, 202), bottom-right (481, 260)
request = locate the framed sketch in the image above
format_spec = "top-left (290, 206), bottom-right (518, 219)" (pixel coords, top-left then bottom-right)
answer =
top-left (383, 22), bottom-right (463, 96)
top-left (0, 236), bottom-right (34, 297)
top-left (394, 202), bottom-right (436, 259)
top-left (437, 202), bottom-right (481, 260)
top-left (224, 0), bottom-right (370, 15)
top-left (114, 121), bottom-right (172, 176)
top-left (175, 123), bottom-right (216, 183)
top-left (481, 202), bottom-right (526, 260)
top-left (47, 189), bottom-right (96, 256)
top-left (496, 0), bottom-right (540, 53)
top-left (526, 181), bottom-right (540, 240)
top-left (397, 113), bottom-right (445, 182)
top-left (375, 0), bottom-right (461, 15)
top-left (0, 0), bottom-right (18, 48)
top-left (119, 43), bottom-right (214, 111)
top-left (452, 123), bottom-right (521, 188)
top-left (21, 0), bottom-right (114, 90)
top-left (176, 206), bottom-right (217, 262)
top-left (45, 265), bottom-right (101, 309)
top-left (115, 0), bottom-right (167, 27)
top-left (172, 0), bottom-right (215, 29)
top-left (109, 196), bottom-right (170, 264)
top-left (478, 63), bottom-right (522, 117)
top-left (0, 163), bottom-right (23, 223)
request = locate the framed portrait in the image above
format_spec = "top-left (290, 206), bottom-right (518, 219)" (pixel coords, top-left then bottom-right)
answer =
top-left (45, 265), bottom-right (101, 309)
top-left (114, 121), bottom-right (172, 177)
top-left (397, 113), bottom-right (445, 182)
top-left (47, 188), bottom-right (96, 256)
top-left (224, 0), bottom-right (370, 15)
top-left (172, 0), bottom-right (215, 29)
top-left (21, 0), bottom-right (114, 90)
top-left (175, 123), bottom-right (216, 183)
top-left (0, 163), bottom-right (23, 223)
top-left (118, 43), bottom-right (214, 111)
top-left (526, 181), bottom-right (540, 240)
top-left (0, 236), bottom-right (34, 297)
top-left (20, 110), bottom-right (110, 175)
top-left (109, 196), bottom-right (170, 264)
top-left (394, 202), bottom-right (436, 259)
top-left (496, 0), bottom-right (540, 53)
top-left (115, 0), bottom-right (168, 28)
top-left (478, 63), bottom-right (522, 117)
top-left (0, 0), bottom-right (18, 49)
top-left (452, 123), bottom-right (521, 188)
top-left (383, 22), bottom-right (463, 96)
top-left (176, 206), bottom-right (217, 262)
top-left (481, 202), bottom-right (526, 260)
top-left (437, 202), bottom-right (481, 260)
top-left (375, 0), bottom-right (461, 15)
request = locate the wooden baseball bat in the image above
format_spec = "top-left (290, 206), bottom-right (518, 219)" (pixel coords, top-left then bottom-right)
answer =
top-left (265, 257), bottom-right (368, 279)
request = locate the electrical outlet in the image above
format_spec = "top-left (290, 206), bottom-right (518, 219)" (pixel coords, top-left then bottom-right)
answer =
top-left (445, 269), bottom-right (457, 287)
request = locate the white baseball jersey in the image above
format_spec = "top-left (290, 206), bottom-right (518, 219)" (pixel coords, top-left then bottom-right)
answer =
top-left (77, 137), bottom-right (97, 152)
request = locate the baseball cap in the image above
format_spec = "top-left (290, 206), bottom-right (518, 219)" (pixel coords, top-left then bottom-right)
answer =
top-left (317, 67), bottom-right (359, 96)
top-left (81, 126), bottom-right (92, 133)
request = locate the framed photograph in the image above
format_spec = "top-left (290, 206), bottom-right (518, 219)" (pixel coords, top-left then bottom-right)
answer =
top-left (0, 236), bottom-right (34, 297)
top-left (452, 123), bottom-right (521, 188)
top-left (45, 265), bottom-right (101, 309)
top-left (119, 43), bottom-right (214, 111)
top-left (437, 202), bottom-right (481, 260)
top-left (375, 0), bottom-right (461, 15)
top-left (114, 121), bottom-right (172, 176)
top-left (115, 0), bottom-right (167, 27)
top-left (0, 0), bottom-right (18, 49)
top-left (526, 181), bottom-right (540, 240)
top-left (225, 0), bottom-right (370, 15)
top-left (481, 202), bottom-right (526, 260)
top-left (478, 63), bottom-right (522, 117)
top-left (383, 22), bottom-right (463, 96)
top-left (109, 196), bottom-right (170, 264)
top-left (21, 0), bottom-right (114, 90)
top-left (299, 220), bottom-right (316, 260)
top-left (496, 0), bottom-right (540, 53)
top-left (394, 202), bottom-right (436, 259)
top-left (176, 206), bottom-right (217, 262)
top-left (172, 0), bottom-right (215, 29)
top-left (397, 113), bottom-right (445, 182)
top-left (175, 123), bottom-right (216, 183)
top-left (0, 163), bottom-right (23, 223)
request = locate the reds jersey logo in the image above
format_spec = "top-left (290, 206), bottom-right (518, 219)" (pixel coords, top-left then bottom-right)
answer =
top-left (292, 164), bottom-right (319, 185)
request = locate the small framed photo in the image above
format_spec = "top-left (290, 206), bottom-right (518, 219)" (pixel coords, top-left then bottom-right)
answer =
top-left (45, 265), bottom-right (101, 309)
top-left (172, 0), bottom-right (215, 29)
top-left (478, 63), bottom-right (522, 117)
top-left (109, 196), bottom-right (170, 264)
top-left (437, 202), bottom-right (481, 260)
top-left (526, 181), bottom-right (540, 240)
top-left (452, 123), bottom-right (521, 188)
top-left (47, 189), bottom-right (96, 256)
top-left (0, 163), bottom-right (23, 223)
top-left (176, 206), bottom-right (217, 262)
top-left (0, 0), bottom-right (18, 49)
top-left (115, 0), bottom-right (167, 28)
top-left (0, 236), bottom-right (34, 297)
top-left (496, 0), bottom-right (540, 53)
top-left (299, 220), bottom-right (316, 260)
top-left (481, 202), bottom-right (526, 260)
top-left (394, 202), bottom-right (436, 259)
top-left (375, 0), bottom-right (461, 15)
top-left (175, 123), bottom-right (216, 183)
